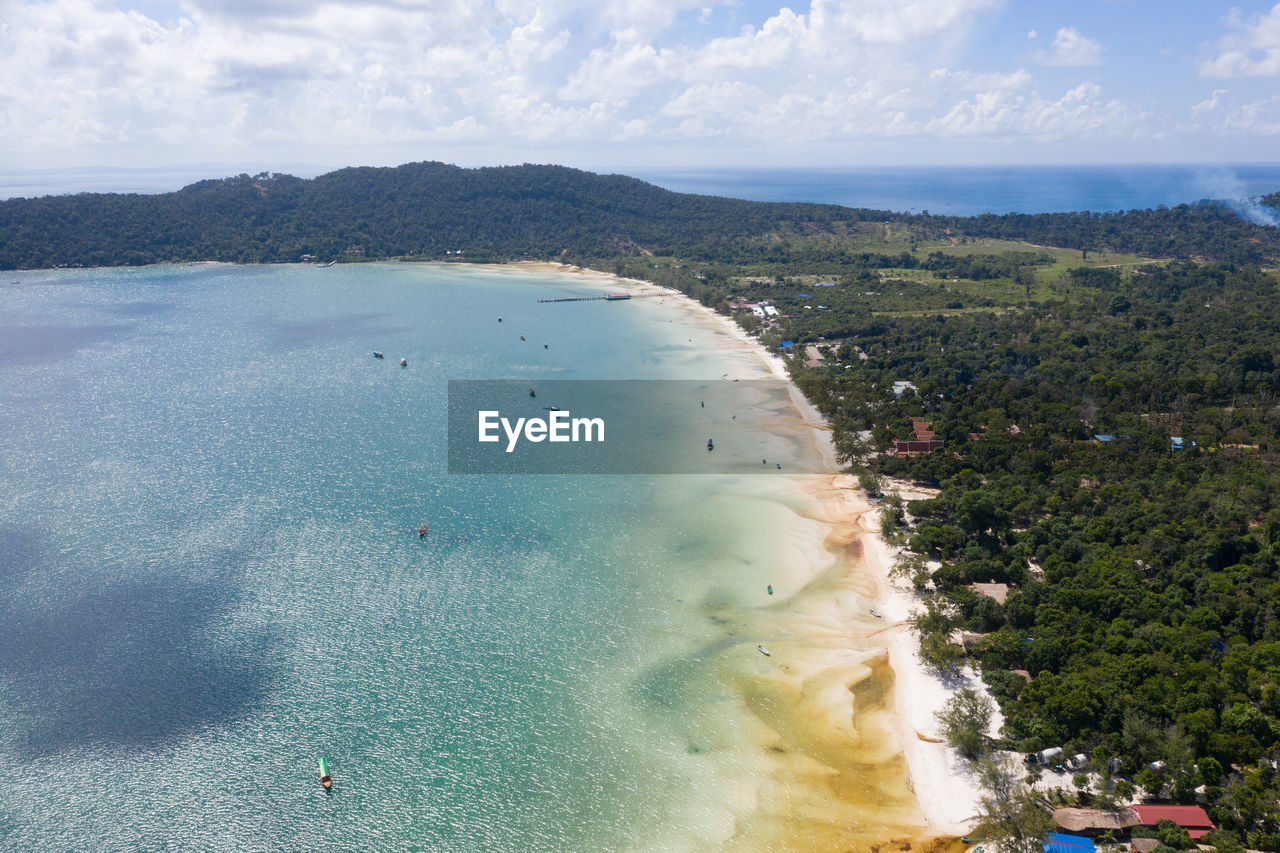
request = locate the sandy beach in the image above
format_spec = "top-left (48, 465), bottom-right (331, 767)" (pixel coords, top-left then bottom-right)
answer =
top-left (520, 260), bottom-right (984, 850)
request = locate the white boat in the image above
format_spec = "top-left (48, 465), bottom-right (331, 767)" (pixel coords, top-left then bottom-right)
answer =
top-left (869, 608), bottom-right (882, 618)
top-left (757, 645), bottom-right (770, 656)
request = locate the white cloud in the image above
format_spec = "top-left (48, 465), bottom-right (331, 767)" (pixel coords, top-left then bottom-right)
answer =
top-left (928, 67), bottom-right (1034, 92)
top-left (1034, 27), bottom-right (1103, 66)
top-left (806, 0), bottom-right (1002, 46)
top-left (508, 8), bottom-right (572, 67)
top-left (558, 36), bottom-right (677, 103)
top-left (0, 0), bottom-right (1148, 167)
top-left (926, 82), bottom-right (1131, 138)
top-left (1188, 88), bottom-right (1280, 134)
top-left (1200, 2), bottom-right (1280, 78)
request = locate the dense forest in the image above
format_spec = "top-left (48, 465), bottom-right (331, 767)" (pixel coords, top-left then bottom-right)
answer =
top-left (2, 161), bottom-right (1279, 269)
top-left (934, 204), bottom-right (1280, 264)
top-left (784, 261), bottom-right (1280, 850)
top-left (6, 161), bottom-right (1280, 848)
top-left (0, 163), bottom-right (863, 268)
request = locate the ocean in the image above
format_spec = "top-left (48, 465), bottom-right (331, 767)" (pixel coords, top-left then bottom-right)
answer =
top-left (631, 164), bottom-right (1280, 217)
top-left (1, 263), bottom-right (914, 851)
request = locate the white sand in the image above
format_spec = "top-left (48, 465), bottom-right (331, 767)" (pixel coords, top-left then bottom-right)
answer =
top-left (517, 260), bottom-right (986, 842)
top-left (862, 516), bottom-right (995, 833)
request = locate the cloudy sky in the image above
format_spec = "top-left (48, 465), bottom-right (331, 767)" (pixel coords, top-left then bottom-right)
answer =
top-left (2, 0), bottom-right (1280, 174)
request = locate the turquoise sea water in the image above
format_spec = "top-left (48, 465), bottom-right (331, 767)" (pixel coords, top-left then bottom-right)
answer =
top-left (0, 263), bottom-right (827, 851)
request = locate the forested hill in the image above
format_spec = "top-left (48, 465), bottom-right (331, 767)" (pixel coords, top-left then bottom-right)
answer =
top-left (1, 161), bottom-right (1278, 269)
top-left (0, 162), bottom-right (858, 269)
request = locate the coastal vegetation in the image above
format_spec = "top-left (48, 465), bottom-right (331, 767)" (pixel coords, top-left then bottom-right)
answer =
top-left (6, 161), bottom-right (1280, 848)
top-left (781, 264), bottom-right (1280, 848)
top-left (2, 161), bottom-right (1278, 270)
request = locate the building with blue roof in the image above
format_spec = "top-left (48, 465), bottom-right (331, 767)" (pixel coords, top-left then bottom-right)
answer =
top-left (1043, 833), bottom-right (1095, 853)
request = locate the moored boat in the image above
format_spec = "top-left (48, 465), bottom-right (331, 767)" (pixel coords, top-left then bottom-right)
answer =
top-left (318, 755), bottom-right (332, 789)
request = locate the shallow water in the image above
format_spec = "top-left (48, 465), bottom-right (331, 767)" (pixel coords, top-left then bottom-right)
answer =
top-left (0, 262), bottom-right (863, 851)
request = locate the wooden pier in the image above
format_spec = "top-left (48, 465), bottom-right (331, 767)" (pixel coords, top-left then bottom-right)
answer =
top-left (537, 293), bottom-right (659, 303)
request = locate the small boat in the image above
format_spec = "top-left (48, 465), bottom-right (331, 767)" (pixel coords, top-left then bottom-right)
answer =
top-left (757, 645), bottom-right (770, 656)
top-left (545, 405), bottom-right (560, 411)
top-left (400, 358), bottom-right (408, 367)
top-left (529, 389), bottom-right (536, 398)
top-left (373, 351), bottom-right (384, 358)
top-left (520, 336), bottom-right (526, 341)
top-left (869, 608), bottom-right (882, 618)
top-left (767, 585), bottom-right (773, 595)
top-left (707, 438), bottom-right (714, 451)
top-left (418, 523), bottom-right (427, 538)
top-left (319, 261), bottom-right (337, 268)
top-left (318, 755), bottom-right (332, 789)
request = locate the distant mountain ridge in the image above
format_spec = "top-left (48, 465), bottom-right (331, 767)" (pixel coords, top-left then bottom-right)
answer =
top-left (0, 161), bottom-right (1276, 269)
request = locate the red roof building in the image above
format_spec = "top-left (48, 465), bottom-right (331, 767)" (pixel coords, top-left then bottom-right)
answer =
top-left (1127, 805), bottom-right (1215, 839)
top-left (891, 439), bottom-right (945, 456)
top-left (887, 418), bottom-right (944, 456)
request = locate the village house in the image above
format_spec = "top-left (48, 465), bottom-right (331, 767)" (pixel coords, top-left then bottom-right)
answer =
top-left (1051, 803), bottom-right (1216, 842)
top-left (887, 416), bottom-right (944, 457)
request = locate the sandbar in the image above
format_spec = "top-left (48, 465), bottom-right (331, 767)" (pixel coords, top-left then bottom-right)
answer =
top-left (518, 261), bottom-right (983, 850)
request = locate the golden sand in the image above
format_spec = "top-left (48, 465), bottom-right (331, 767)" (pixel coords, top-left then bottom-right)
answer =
top-left (514, 261), bottom-right (971, 851)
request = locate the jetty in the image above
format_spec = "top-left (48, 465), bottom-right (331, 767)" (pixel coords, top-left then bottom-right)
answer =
top-left (537, 293), bottom-right (659, 303)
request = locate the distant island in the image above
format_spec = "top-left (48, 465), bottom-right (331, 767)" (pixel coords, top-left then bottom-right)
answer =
top-left (1, 161), bottom-right (1278, 270)
top-left (7, 160), bottom-right (1280, 850)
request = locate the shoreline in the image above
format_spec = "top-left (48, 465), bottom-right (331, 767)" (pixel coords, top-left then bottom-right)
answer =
top-left (8, 258), bottom-right (981, 847)
top-left (520, 259), bottom-right (980, 846)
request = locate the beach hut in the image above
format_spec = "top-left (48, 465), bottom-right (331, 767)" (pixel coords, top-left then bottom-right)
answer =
top-left (1036, 747), bottom-right (1064, 765)
top-left (1052, 807), bottom-right (1136, 835)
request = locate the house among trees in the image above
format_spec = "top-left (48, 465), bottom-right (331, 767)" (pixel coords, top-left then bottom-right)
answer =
top-left (970, 582), bottom-right (1010, 604)
top-left (888, 417), bottom-right (944, 456)
top-left (1127, 805), bottom-right (1216, 839)
top-left (1052, 804), bottom-right (1216, 841)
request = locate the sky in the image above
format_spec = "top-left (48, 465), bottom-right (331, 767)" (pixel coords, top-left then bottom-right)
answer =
top-left (2, 0), bottom-right (1280, 175)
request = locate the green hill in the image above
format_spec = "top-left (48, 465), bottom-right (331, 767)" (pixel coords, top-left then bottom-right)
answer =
top-left (2, 161), bottom-right (1277, 269)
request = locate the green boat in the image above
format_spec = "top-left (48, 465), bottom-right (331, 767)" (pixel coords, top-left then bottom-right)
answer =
top-left (318, 756), bottom-right (332, 789)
